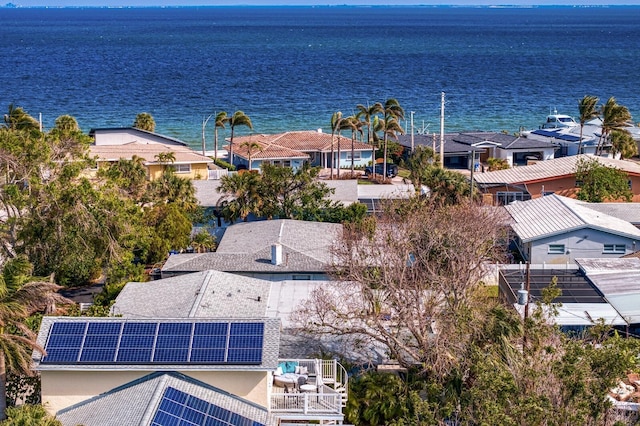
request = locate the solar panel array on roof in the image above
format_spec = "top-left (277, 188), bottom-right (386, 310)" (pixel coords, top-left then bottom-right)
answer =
top-left (41, 321), bottom-right (264, 365)
top-left (152, 387), bottom-right (265, 426)
top-left (500, 268), bottom-right (604, 304)
top-left (530, 129), bottom-right (581, 142)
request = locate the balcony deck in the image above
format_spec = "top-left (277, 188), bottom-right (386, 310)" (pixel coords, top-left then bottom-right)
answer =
top-left (270, 359), bottom-right (348, 424)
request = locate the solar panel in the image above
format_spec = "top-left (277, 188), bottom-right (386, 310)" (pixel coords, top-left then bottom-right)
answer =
top-left (151, 387), bottom-right (265, 426)
top-left (41, 320), bottom-right (265, 366)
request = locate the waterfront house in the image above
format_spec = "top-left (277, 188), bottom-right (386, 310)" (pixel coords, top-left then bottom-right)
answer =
top-left (504, 194), bottom-right (640, 264)
top-left (228, 130), bottom-right (374, 171)
top-left (88, 127), bottom-right (213, 180)
top-left (474, 154), bottom-right (640, 205)
top-left (397, 132), bottom-right (558, 169)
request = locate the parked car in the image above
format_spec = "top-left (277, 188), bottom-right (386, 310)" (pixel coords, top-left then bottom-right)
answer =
top-left (364, 163), bottom-right (398, 178)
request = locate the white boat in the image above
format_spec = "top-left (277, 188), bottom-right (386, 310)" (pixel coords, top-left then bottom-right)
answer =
top-left (541, 109), bottom-right (578, 129)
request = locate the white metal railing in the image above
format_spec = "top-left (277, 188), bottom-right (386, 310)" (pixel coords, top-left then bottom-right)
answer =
top-left (272, 358), bottom-right (349, 413)
top-left (208, 169), bottom-right (236, 180)
top-left (270, 386), bottom-right (342, 414)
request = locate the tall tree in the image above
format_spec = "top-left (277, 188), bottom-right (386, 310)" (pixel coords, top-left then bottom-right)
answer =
top-left (577, 95), bottom-right (599, 155)
top-left (610, 128), bottom-right (638, 159)
top-left (133, 112), bottom-right (156, 132)
top-left (330, 111), bottom-right (344, 179)
top-left (597, 97), bottom-right (632, 155)
top-left (240, 140), bottom-right (263, 171)
top-left (217, 171), bottom-right (264, 223)
top-left (213, 111), bottom-right (229, 161)
top-left (228, 111), bottom-right (253, 166)
top-left (381, 99), bottom-right (405, 178)
top-left (356, 102), bottom-right (384, 145)
top-left (343, 115), bottom-right (363, 174)
top-left (292, 196), bottom-right (506, 376)
top-left (2, 104), bottom-right (40, 132)
top-left (0, 256), bottom-right (69, 420)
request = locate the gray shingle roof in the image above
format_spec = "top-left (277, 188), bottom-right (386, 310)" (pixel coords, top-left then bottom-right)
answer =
top-left (163, 220), bottom-right (341, 274)
top-left (474, 154), bottom-right (640, 185)
top-left (505, 194), bottom-right (640, 243)
top-left (55, 372), bottom-right (274, 426)
top-left (34, 316), bottom-right (280, 371)
top-left (113, 271), bottom-right (270, 319)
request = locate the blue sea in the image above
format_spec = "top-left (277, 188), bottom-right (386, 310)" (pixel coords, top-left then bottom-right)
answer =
top-left (1, 6), bottom-right (640, 150)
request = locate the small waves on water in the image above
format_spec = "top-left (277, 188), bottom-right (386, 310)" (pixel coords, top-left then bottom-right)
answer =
top-left (1, 6), bottom-right (639, 150)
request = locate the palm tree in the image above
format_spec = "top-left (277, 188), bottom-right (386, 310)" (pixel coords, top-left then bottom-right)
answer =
top-left (356, 102), bottom-right (384, 145)
top-left (610, 129), bottom-right (638, 159)
top-left (330, 111), bottom-right (345, 179)
top-left (190, 230), bottom-right (216, 253)
top-left (240, 140), bottom-right (263, 171)
top-left (155, 151), bottom-right (176, 174)
top-left (217, 172), bottom-right (263, 222)
top-left (133, 112), bottom-right (156, 132)
top-left (3, 104), bottom-right (40, 132)
top-left (53, 115), bottom-right (79, 135)
top-left (342, 116), bottom-right (363, 174)
top-left (577, 95), bottom-right (599, 155)
top-left (382, 99), bottom-right (405, 178)
top-left (228, 111), bottom-right (253, 166)
top-left (213, 111), bottom-right (229, 161)
top-left (597, 97), bottom-right (632, 155)
top-left (0, 256), bottom-right (69, 420)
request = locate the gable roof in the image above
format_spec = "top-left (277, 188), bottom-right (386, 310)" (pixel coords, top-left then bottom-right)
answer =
top-left (163, 220), bottom-right (341, 275)
top-left (504, 194), bottom-right (640, 243)
top-left (89, 141), bottom-right (213, 165)
top-left (55, 371), bottom-right (273, 426)
top-left (34, 316), bottom-right (280, 371)
top-left (229, 130), bottom-right (372, 161)
top-left (113, 270), bottom-right (270, 319)
top-left (89, 127), bottom-right (189, 147)
top-left (474, 154), bottom-right (640, 185)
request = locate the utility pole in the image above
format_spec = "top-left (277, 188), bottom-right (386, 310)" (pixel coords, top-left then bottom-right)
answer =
top-left (439, 92), bottom-right (445, 168)
top-left (201, 114), bottom-right (213, 156)
top-left (410, 111), bottom-right (415, 153)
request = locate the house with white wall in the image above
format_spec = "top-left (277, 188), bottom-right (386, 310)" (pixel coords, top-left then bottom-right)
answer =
top-left (505, 194), bottom-right (640, 264)
top-left (229, 130), bottom-right (374, 171)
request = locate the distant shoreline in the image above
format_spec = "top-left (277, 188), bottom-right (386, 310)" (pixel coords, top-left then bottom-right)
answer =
top-left (4, 4), bottom-right (640, 9)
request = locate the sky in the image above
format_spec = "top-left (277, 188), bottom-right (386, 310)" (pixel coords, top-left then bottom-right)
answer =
top-left (6, 0), bottom-right (640, 6)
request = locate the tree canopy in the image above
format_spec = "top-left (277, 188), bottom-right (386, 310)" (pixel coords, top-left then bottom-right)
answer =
top-left (217, 164), bottom-right (367, 224)
top-left (575, 157), bottom-right (633, 202)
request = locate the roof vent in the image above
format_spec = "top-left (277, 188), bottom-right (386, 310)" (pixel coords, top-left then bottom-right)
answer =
top-left (271, 243), bottom-right (283, 266)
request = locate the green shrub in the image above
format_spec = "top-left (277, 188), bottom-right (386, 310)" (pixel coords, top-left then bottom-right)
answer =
top-left (213, 158), bottom-right (235, 171)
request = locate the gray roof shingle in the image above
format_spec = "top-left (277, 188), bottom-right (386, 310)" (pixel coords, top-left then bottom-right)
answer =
top-left (163, 219), bottom-right (341, 275)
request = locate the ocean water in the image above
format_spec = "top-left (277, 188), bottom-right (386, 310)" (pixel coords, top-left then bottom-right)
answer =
top-left (1, 6), bottom-right (640, 150)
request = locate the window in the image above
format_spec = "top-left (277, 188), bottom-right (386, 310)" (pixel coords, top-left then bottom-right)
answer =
top-left (603, 244), bottom-right (626, 254)
top-left (496, 191), bottom-right (525, 205)
top-left (272, 160), bottom-right (291, 167)
top-left (170, 164), bottom-right (191, 174)
top-left (548, 244), bottom-right (565, 254)
top-left (292, 275), bottom-right (311, 280)
top-left (346, 151), bottom-right (362, 161)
